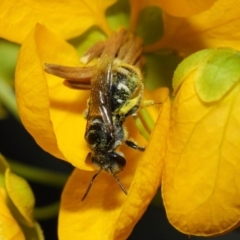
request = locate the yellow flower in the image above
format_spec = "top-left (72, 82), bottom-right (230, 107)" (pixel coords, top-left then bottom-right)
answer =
top-left (15, 22), bottom-right (170, 239)
top-left (4, 0), bottom-right (240, 238)
top-left (0, 0), bottom-right (215, 44)
top-left (5, 0), bottom-right (172, 239)
top-left (146, 0), bottom-right (240, 56)
top-left (0, 187), bottom-right (25, 240)
top-left (163, 48), bottom-right (240, 236)
top-left (0, 0), bottom-right (115, 43)
top-left (0, 154), bottom-right (42, 239)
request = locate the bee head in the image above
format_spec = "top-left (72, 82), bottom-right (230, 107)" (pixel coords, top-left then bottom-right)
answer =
top-left (81, 152), bottom-right (128, 201)
top-left (91, 152), bottom-right (126, 175)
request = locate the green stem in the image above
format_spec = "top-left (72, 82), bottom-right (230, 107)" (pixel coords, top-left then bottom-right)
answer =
top-left (134, 116), bottom-right (150, 141)
top-left (34, 202), bottom-right (60, 220)
top-left (8, 160), bottom-right (69, 187)
top-left (139, 108), bottom-right (155, 132)
top-left (0, 77), bottom-right (19, 120)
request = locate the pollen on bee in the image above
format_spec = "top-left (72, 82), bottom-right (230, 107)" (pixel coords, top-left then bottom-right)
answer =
top-left (117, 82), bottom-right (130, 92)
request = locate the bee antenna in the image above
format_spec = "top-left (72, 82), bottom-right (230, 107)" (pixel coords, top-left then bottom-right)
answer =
top-left (81, 169), bottom-right (102, 201)
top-left (112, 174), bottom-right (128, 196)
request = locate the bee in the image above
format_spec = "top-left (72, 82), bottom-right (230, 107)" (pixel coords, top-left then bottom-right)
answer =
top-left (45, 29), bottom-right (153, 200)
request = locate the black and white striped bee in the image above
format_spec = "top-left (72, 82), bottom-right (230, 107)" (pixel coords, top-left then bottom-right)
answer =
top-left (45, 29), bottom-right (152, 200)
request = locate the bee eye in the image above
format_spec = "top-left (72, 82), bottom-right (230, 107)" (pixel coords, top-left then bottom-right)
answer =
top-left (108, 152), bottom-right (126, 174)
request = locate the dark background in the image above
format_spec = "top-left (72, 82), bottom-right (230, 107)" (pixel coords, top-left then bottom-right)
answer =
top-left (1, 115), bottom-right (240, 240)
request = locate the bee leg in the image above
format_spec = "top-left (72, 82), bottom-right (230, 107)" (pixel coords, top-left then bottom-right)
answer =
top-left (85, 152), bottom-right (93, 164)
top-left (125, 140), bottom-right (145, 152)
top-left (63, 79), bottom-right (92, 90)
top-left (83, 99), bottom-right (90, 119)
top-left (118, 88), bottom-right (143, 119)
top-left (141, 100), bottom-right (158, 108)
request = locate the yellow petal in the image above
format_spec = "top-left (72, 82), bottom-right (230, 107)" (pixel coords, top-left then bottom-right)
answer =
top-left (145, 0), bottom-right (240, 57)
top-left (15, 24), bottom-right (91, 170)
top-left (0, 188), bottom-right (25, 240)
top-left (0, 0), bottom-right (115, 43)
top-left (163, 72), bottom-right (240, 235)
top-left (129, 0), bottom-right (215, 33)
top-left (59, 91), bottom-right (170, 240)
top-left (156, 0), bottom-right (216, 17)
top-left (5, 169), bottom-right (35, 227)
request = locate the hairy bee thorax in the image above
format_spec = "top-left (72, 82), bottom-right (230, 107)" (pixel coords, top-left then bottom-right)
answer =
top-left (111, 63), bottom-right (140, 112)
top-left (44, 29), bottom-right (150, 200)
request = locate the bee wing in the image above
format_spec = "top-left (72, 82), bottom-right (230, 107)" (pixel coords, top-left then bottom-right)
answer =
top-left (87, 56), bottom-right (115, 139)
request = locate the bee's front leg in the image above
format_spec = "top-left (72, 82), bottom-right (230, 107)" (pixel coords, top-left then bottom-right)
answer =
top-left (125, 140), bottom-right (145, 152)
top-left (85, 152), bottom-right (93, 164)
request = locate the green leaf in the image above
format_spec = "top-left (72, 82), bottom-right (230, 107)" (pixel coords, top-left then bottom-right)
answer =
top-left (68, 26), bottom-right (106, 57)
top-left (106, 0), bottom-right (130, 30)
top-left (136, 6), bottom-right (163, 46)
top-left (0, 154), bottom-right (9, 173)
top-left (195, 48), bottom-right (240, 102)
top-left (21, 221), bottom-right (45, 240)
top-left (144, 51), bottom-right (180, 90)
top-left (173, 48), bottom-right (213, 95)
top-left (0, 39), bottom-right (19, 82)
top-left (0, 154), bottom-right (9, 187)
top-left (0, 77), bottom-right (19, 119)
